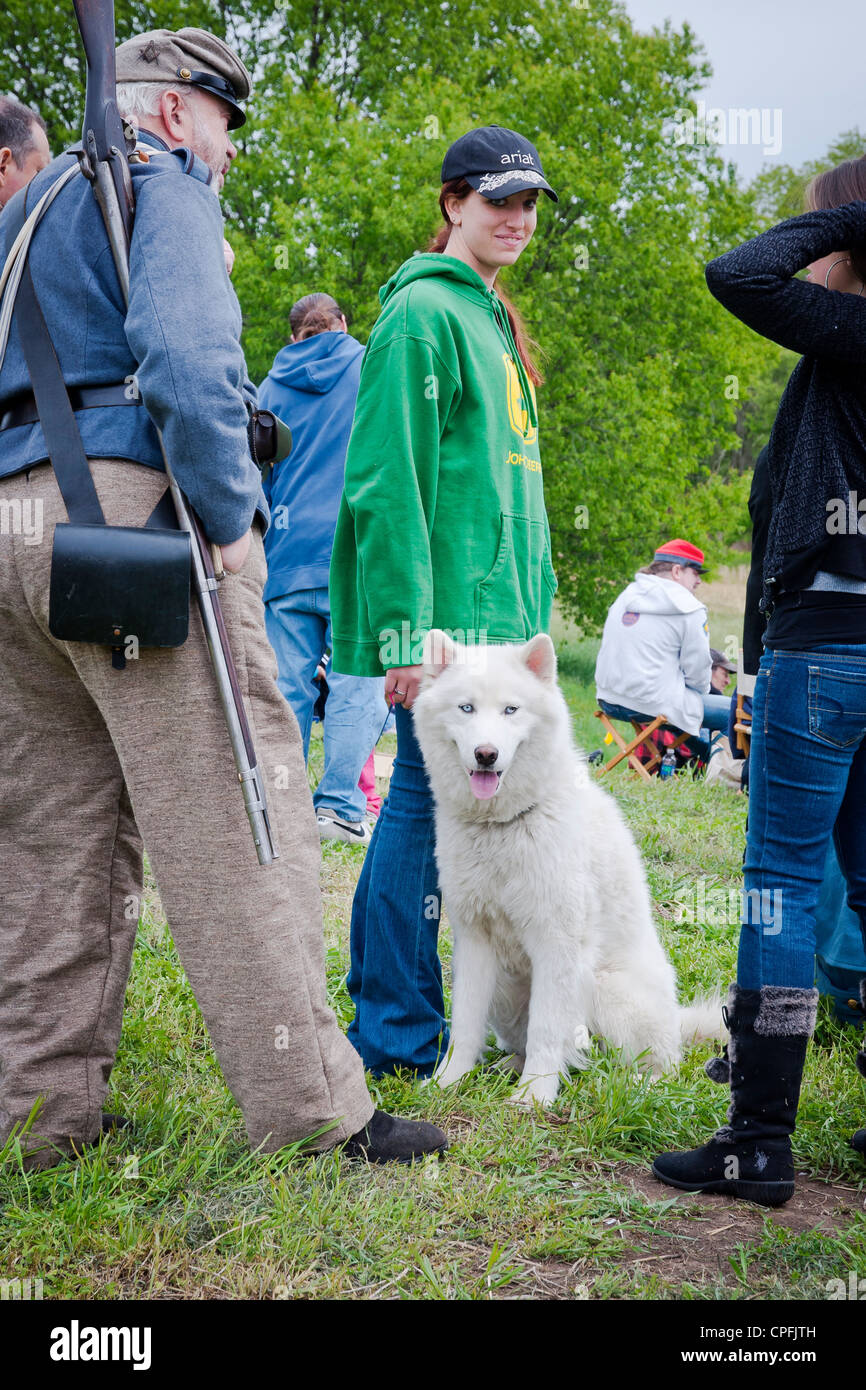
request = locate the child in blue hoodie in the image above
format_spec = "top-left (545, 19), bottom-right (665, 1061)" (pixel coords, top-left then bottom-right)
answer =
top-left (259, 293), bottom-right (386, 844)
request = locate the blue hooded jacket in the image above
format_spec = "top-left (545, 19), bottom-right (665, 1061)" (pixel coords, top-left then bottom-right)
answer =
top-left (259, 330), bottom-right (363, 602)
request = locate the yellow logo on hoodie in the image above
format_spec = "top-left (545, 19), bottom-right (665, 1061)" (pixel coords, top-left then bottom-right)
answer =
top-left (503, 353), bottom-right (537, 444)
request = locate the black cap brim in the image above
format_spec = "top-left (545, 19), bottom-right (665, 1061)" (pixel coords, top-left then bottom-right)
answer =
top-left (465, 171), bottom-right (558, 203)
top-left (181, 68), bottom-right (246, 128)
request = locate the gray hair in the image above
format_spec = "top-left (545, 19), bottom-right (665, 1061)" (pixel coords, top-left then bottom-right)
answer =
top-left (0, 94), bottom-right (47, 167)
top-left (115, 80), bottom-right (194, 125)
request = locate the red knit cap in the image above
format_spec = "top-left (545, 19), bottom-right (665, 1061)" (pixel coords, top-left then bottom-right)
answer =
top-left (653, 539), bottom-right (706, 572)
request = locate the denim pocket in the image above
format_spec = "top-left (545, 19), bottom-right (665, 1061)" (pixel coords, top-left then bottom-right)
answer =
top-left (808, 666), bottom-right (866, 748)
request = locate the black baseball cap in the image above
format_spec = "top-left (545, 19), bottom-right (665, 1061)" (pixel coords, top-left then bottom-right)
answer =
top-left (441, 125), bottom-right (558, 203)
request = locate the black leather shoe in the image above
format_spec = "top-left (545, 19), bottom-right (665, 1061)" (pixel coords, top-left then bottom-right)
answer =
top-left (100, 1113), bottom-right (130, 1133)
top-left (342, 1109), bottom-right (448, 1164)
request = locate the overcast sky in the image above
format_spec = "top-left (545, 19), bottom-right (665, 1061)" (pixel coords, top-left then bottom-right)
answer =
top-left (624, 0), bottom-right (864, 182)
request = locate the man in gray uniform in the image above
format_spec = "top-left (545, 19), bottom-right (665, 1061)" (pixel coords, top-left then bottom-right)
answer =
top-left (0, 27), bottom-right (446, 1169)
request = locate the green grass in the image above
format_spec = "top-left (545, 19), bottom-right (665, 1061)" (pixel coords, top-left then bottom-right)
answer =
top-left (1, 635), bottom-right (864, 1301)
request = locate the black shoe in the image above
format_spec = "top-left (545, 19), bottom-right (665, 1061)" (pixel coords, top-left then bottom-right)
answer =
top-left (79, 1113), bottom-right (131, 1150)
top-left (342, 1109), bottom-right (448, 1165)
top-left (100, 1112), bottom-right (130, 1133)
top-left (652, 984), bottom-right (817, 1209)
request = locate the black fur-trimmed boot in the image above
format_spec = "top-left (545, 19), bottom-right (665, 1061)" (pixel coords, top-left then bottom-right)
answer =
top-left (852, 979), bottom-right (866, 1156)
top-left (652, 984), bottom-right (818, 1208)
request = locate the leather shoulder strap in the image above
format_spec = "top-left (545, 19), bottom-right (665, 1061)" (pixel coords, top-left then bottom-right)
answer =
top-left (5, 185), bottom-right (105, 525)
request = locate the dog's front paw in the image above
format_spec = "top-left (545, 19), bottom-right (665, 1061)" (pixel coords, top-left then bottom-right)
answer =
top-left (568, 1024), bottom-right (592, 1071)
top-left (509, 1072), bottom-right (560, 1108)
top-left (430, 1058), bottom-right (472, 1089)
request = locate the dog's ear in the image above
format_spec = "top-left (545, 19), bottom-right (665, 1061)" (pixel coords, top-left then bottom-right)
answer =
top-left (422, 628), bottom-right (458, 678)
top-left (522, 633), bottom-right (557, 684)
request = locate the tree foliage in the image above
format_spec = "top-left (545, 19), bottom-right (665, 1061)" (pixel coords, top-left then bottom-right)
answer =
top-left (0, 0), bottom-right (789, 627)
top-left (750, 126), bottom-right (866, 228)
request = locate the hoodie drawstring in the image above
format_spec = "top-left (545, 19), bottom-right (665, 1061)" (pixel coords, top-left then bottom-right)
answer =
top-left (490, 292), bottom-right (537, 432)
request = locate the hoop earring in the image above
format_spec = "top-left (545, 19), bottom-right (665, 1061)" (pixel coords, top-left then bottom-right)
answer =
top-left (824, 256), bottom-right (851, 289)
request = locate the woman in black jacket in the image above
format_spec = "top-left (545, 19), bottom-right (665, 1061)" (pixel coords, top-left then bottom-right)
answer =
top-left (653, 159), bottom-right (866, 1206)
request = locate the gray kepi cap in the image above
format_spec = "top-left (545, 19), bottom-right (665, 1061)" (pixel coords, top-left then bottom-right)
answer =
top-left (115, 27), bottom-right (252, 129)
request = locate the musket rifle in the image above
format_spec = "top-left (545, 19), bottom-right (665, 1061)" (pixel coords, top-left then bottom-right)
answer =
top-left (72, 0), bottom-right (280, 866)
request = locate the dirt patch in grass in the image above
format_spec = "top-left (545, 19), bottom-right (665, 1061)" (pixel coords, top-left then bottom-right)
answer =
top-left (616, 1160), bottom-right (866, 1233)
top-left (596, 1162), bottom-right (866, 1292)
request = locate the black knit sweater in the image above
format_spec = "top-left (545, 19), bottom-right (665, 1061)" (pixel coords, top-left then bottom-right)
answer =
top-left (706, 203), bottom-right (866, 604)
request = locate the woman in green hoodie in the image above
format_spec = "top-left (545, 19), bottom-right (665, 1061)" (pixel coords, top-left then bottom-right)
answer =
top-left (329, 125), bottom-right (559, 1076)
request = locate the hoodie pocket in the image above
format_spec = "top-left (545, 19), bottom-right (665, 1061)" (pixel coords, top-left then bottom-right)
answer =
top-left (474, 511), bottom-right (557, 640)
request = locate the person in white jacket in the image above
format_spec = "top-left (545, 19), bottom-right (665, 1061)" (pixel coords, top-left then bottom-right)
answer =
top-left (595, 539), bottom-right (731, 738)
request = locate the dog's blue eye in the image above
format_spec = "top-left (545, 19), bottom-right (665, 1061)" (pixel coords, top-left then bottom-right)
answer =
top-left (459, 703), bottom-right (474, 714)
top-left (504, 705), bottom-right (519, 715)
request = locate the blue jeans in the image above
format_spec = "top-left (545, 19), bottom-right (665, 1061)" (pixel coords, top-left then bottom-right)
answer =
top-left (346, 703), bottom-right (448, 1076)
top-left (701, 692), bottom-right (734, 733)
top-left (737, 645), bottom-right (866, 989)
top-left (265, 588), bottom-right (386, 822)
top-left (598, 694), bottom-right (729, 733)
top-left (815, 837), bottom-right (866, 1023)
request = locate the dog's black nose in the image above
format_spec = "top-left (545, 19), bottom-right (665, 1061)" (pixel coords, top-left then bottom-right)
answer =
top-left (474, 745), bottom-right (498, 768)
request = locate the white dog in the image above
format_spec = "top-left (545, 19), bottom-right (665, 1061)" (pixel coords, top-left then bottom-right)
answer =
top-left (412, 630), bottom-right (723, 1107)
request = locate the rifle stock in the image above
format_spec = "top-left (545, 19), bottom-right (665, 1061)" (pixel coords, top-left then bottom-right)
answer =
top-left (72, 0), bottom-right (280, 866)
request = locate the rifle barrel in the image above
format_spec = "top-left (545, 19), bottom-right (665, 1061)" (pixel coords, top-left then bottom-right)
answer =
top-left (72, 0), bottom-right (279, 865)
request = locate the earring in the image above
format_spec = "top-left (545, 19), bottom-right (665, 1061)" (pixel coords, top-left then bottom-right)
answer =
top-left (824, 256), bottom-right (851, 289)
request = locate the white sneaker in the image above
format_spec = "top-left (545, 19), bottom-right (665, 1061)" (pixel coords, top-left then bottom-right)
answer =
top-left (316, 809), bottom-right (373, 846)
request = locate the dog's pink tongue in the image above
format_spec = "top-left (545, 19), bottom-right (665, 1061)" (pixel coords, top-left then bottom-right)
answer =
top-left (470, 770), bottom-right (499, 800)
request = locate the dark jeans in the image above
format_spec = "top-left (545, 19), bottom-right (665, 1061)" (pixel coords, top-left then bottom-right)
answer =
top-left (346, 704), bottom-right (449, 1076)
top-left (737, 646), bottom-right (866, 989)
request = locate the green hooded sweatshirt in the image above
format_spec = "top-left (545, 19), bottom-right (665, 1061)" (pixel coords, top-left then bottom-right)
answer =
top-left (329, 253), bottom-right (557, 675)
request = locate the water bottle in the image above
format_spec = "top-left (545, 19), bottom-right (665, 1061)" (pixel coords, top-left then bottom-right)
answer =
top-left (659, 748), bottom-right (677, 780)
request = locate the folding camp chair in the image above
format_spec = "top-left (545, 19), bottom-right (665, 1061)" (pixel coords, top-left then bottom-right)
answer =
top-left (734, 651), bottom-right (755, 756)
top-left (593, 709), bottom-right (693, 781)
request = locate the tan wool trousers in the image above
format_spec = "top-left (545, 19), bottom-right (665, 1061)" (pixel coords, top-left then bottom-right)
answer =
top-left (0, 459), bottom-right (373, 1167)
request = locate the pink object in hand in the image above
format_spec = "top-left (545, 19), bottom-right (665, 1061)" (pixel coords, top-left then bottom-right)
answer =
top-left (359, 750), bottom-right (381, 817)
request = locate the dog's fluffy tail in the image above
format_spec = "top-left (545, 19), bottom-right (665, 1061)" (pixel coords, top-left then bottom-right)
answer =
top-left (679, 992), bottom-right (726, 1045)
